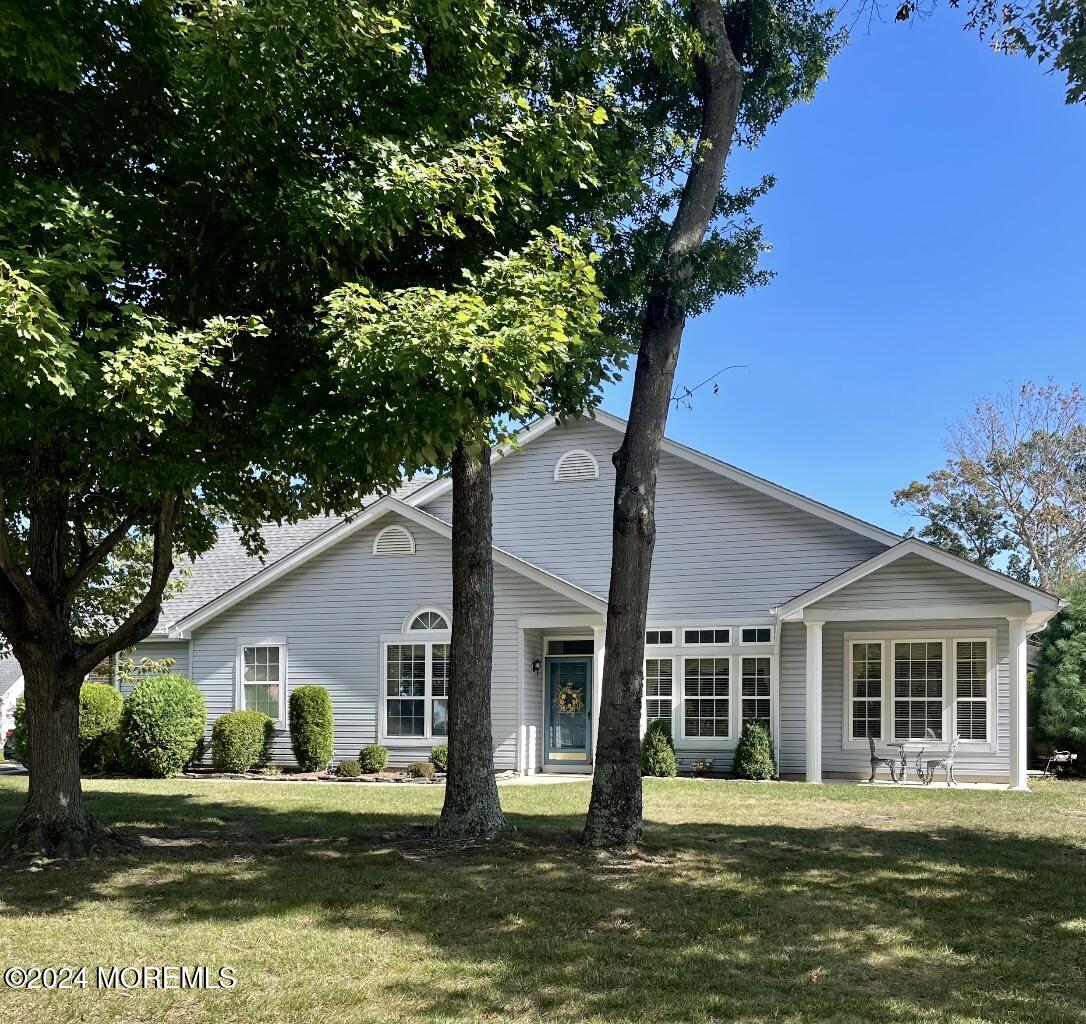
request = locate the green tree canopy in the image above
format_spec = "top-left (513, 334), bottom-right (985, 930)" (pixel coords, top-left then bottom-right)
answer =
top-left (1034, 579), bottom-right (1086, 748)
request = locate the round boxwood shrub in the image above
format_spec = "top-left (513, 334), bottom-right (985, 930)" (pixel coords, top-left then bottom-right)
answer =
top-left (429, 743), bottom-right (448, 773)
top-left (289, 685), bottom-right (334, 772)
top-left (336, 758), bottom-right (361, 778)
top-left (359, 743), bottom-right (389, 774)
top-left (406, 760), bottom-right (435, 780)
top-left (122, 674), bottom-right (206, 778)
top-left (641, 718), bottom-right (678, 777)
top-left (79, 682), bottom-right (124, 773)
top-left (734, 720), bottom-right (776, 780)
top-left (211, 710), bottom-right (274, 773)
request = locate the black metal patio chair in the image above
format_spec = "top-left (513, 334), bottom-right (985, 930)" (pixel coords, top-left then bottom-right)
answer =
top-left (921, 734), bottom-right (960, 786)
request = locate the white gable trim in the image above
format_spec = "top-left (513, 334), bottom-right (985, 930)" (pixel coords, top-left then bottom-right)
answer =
top-left (168, 498), bottom-right (605, 637)
top-left (405, 411), bottom-right (900, 547)
top-left (774, 539), bottom-right (1062, 621)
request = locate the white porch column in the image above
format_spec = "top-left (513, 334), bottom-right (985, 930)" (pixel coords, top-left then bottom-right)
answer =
top-left (591, 625), bottom-right (606, 764)
top-left (805, 618), bottom-right (824, 784)
top-left (1008, 616), bottom-right (1030, 791)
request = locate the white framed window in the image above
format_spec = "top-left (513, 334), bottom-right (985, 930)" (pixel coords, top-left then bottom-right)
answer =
top-left (237, 639), bottom-right (287, 725)
top-left (553, 449), bottom-right (600, 482)
top-left (682, 657), bottom-right (730, 738)
top-left (740, 656), bottom-right (771, 727)
top-left (954, 639), bottom-right (990, 742)
top-left (893, 640), bottom-right (945, 741)
top-left (843, 630), bottom-right (995, 751)
top-left (383, 640), bottom-right (449, 739)
top-left (645, 658), bottom-right (674, 728)
top-left (373, 524), bottom-right (415, 556)
top-left (683, 628), bottom-right (731, 646)
top-left (849, 641), bottom-right (884, 740)
top-left (740, 627), bottom-right (773, 645)
top-left (645, 629), bottom-right (674, 646)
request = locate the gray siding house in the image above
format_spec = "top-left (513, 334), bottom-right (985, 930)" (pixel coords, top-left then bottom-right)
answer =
top-left (136, 412), bottom-right (1061, 785)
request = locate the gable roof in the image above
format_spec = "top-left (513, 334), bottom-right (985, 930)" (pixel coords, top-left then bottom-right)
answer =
top-left (167, 498), bottom-right (606, 637)
top-left (0, 656), bottom-right (23, 699)
top-left (405, 411), bottom-right (901, 547)
top-left (153, 476), bottom-right (434, 635)
top-left (775, 538), bottom-right (1062, 620)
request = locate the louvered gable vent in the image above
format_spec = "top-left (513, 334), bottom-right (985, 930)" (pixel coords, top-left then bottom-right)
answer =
top-left (372, 524), bottom-right (415, 556)
top-left (553, 449), bottom-right (599, 482)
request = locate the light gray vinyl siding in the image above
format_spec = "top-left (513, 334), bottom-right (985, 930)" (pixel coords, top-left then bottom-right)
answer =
top-left (424, 419), bottom-right (888, 619)
top-left (809, 553), bottom-right (1026, 611)
top-left (522, 629), bottom-right (543, 773)
top-left (127, 639), bottom-right (191, 695)
top-left (820, 618), bottom-right (1010, 778)
top-left (778, 622), bottom-right (807, 775)
top-left (187, 512), bottom-right (590, 769)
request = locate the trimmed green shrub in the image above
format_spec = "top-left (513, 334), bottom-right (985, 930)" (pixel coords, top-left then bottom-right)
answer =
top-left (122, 674), bottom-right (206, 778)
top-left (429, 743), bottom-right (448, 773)
top-left (10, 696), bottom-right (28, 766)
top-left (734, 720), bottom-right (776, 780)
top-left (289, 685), bottom-right (334, 771)
top-left (336, 759), bottom-right (361, 778)
top-left (359, 743), bottom-right (389, 773)
top-left (640, 719), bottom-right (678, 777)
top-left (79, 682), bottom-right (124, 772)
top-left (211, 710), bottom-right (274, 773)
top-left (406, 760), bottom-right (435, 779)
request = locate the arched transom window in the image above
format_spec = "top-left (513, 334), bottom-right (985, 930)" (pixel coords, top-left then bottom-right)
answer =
top-left (408, 609), bottom-right (450, 631)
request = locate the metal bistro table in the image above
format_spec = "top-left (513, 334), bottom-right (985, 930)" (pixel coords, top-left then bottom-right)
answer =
top-left (889, 742), bottom-right (929, 784)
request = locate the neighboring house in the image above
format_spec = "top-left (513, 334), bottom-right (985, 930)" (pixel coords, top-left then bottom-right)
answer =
top-left (136, 412), bottom-right (1062, 785)
top-left (0, 656), bottom-right (24, 740)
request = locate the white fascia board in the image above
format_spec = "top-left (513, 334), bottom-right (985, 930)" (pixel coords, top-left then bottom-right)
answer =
top-left (775, 539), bottom-right (1062, 620)
top-left (169, 497), bottom-right (605, 636)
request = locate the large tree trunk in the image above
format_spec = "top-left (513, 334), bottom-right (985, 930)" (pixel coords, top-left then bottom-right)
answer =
top-left (433, 439), bottom-right (506, 839)
top-left (4, 648), bottom-right (115, 859)
top-left (583, 0), bottom-right (743, 848)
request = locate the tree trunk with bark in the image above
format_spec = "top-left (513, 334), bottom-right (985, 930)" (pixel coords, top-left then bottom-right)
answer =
top-left (5, 648), bottom-right (115, 858)
top-left (433, 439), bottom-right (506, 839)
top-left (583, 0), bottom-right (744, 848)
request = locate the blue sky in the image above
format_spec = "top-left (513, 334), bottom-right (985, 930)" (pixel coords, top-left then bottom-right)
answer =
top-left (599, 6), bottom-right (1085, 535)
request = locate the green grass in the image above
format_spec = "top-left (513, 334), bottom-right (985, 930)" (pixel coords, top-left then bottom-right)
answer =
top-left (2, 776), bottom-right (1085, 1024)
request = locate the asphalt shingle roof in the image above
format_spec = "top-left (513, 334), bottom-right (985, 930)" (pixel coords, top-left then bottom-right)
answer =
top-left (155, 477), bottom-right (436, 634)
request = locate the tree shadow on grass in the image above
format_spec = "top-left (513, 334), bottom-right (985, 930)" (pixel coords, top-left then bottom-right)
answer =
top-left (2, 785), bottom-right (1085, 1024)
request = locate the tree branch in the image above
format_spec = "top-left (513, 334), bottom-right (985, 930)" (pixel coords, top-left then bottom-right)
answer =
top-left (63, 512), bottom-right (138, 610)
top-left (73, 493), bottom-right (181, 676)
top-left (0, 490), bottom-right (48, 620)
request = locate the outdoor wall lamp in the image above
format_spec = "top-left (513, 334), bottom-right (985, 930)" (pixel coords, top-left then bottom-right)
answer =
top-left (532, 659), bottom-right (541, 677)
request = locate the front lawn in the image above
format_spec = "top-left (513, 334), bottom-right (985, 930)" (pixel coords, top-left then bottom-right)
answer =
top-left (2, 777), bottom-right (1085, 1024)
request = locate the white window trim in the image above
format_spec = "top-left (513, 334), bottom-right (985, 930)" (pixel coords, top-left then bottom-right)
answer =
top-left (378, 636), bottom-right (450, 745)
top-left (235, 637), bottom-right (288, 727)
top-left (645, 626), bottom-right (678, 647)
top-left (739, 626), bottom-right (774, 647)
top-left (841, 629), bottom-right (997, 753)
top-left (403, 605), bottom-right (451, 632)
top-left (681, 627), bottom-right (733, 647)
top-left (553, 448), bottom-right (600, 482)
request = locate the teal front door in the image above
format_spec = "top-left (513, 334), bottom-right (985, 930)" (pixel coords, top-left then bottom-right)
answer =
top-left (545, 658), bottom-right (592, 765)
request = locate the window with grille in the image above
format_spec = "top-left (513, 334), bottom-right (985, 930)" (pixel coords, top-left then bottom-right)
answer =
top-left (741, 657), bottom-right (771, 727)
top-left (645, 658), bottom-right (673, 727)
top-left (646, 629), bottom-right (674, 646)
top-left (385, 634), bottom-right (450, 740)
top-left (241, 644), bottom-right (285, 722)
top-left (893, 641), bottom-right (944, 740)
top-left (741, 627), bottom-right (772, 645)
top-left (955, 640), bottom-right (988, 741)
top-left (683, 658), bottom-right (730, 737)
top-left (849, 641), bottom-right (884, 740)
top-left (683, 628), bottom-right (730, 646)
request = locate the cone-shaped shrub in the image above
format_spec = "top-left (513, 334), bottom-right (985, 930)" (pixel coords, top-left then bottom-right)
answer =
top-left (429, 743), bottom-right (448, 772)
top-left (734, 720), bottom-right (776, 780)
top-left (212, 710), bottom-right (274, 773)
top-left (122, 674), bottom-right (206, 778)
top-left (289, 685), bottom-right (334, 771)
top-left (641, 718), bottom-right (678, 777)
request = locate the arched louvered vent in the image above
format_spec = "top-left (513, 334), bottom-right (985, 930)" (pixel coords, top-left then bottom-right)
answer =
top-left (553, 449), bottom-right (600, 482)
top-left (372, 524), bottom-right (415, 556)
